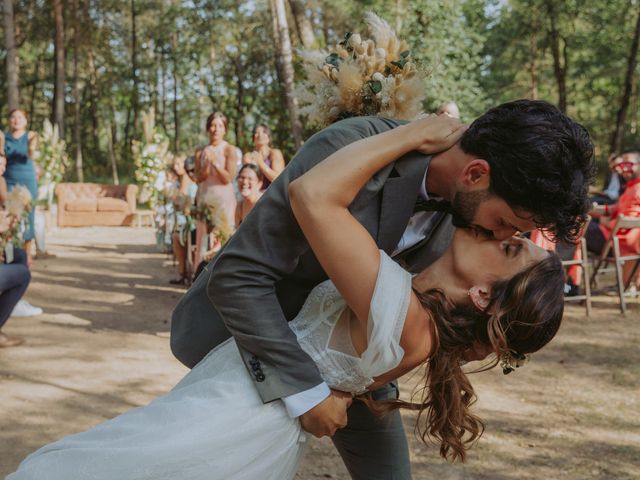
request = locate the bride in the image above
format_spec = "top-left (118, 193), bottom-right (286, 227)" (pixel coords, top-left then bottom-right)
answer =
top-left (9, 115), bottom-right (565, 479)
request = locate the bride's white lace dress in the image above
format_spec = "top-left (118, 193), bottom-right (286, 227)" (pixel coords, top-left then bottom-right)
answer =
top-left (9, 252), bottom-right (412, 480)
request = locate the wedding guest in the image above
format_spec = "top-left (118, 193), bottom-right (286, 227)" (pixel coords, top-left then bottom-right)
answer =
top-left (436, 101), bottom-right (460, 119)
top-left (587, 149), bottom-right (640, 288)
top-left (170, 156), bottom-right (198, 285)
top-left (173, 154), bottom-right (195, 197)
top-left (0, 156), bottom-right (8, 206)
top-left (0, 109), bottom-right (39, 263)
top-left (235, 164), bottom-right (264, 227)
top-left (193, 112), bottom-right (237, 267)
top-left (591, 153), bottom-right (626, 205)
top-left (242, 123), bottom-right (285, 190)
top-left (0, 154), bottom-right (42, 317)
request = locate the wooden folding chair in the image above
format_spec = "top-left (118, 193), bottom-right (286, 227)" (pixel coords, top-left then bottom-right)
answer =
top-left (530, 224), bottom-right (592, 316)
top-left (562, 237), bottom-right (592, 316)
top-left (590, 214), bottom-right (640, 314)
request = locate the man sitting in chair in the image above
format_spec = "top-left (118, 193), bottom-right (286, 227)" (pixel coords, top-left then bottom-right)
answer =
top-left (587, 148), bottom-right (640, 289)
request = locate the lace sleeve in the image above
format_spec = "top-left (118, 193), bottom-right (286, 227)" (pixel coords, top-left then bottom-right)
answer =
top-left (358, 250), bottom-right (412, 378)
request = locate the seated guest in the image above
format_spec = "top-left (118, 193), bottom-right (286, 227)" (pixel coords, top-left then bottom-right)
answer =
top-left (0, 239), bottom-right (34, 347)
top-left (235, 164), bottom-right (263, 227)
top-left (591, 153), bottom-right (626, 205)
top-left (587, 149), bottom-right (640, 288)
top-left (242, 124), bottom-right (285, 190)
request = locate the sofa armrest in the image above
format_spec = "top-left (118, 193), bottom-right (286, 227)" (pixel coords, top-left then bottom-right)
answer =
top-left (125, 185), bottom-right (138, 213)
top-left (55, 184), bottom-right (68, 207)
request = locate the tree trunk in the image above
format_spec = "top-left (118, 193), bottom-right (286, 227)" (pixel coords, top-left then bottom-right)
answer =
top-left (288, 0), bottom-right (315, 49)
top-left (129, 0), bottom-right (139, 144)
top-left (84, 0), bottom-right (100, 157)
top-left (529, 32), bottom-right (538, 100)
top-left (3, 0), bottom-right (20, 110)
top-left (270, 0), bottom-right (303, 148)
top-left (270, 0), bottom-right (284, 82)
top-left (73, 0), bottom-right (84, 182)
top-left (395, 0), bottom-right (405, 34)
top-left (546, 0), bottom-right (567, 113)
top-left (609, 6), bottom-right (640, 155)
top-left (28, 53), bottom-right (43, 121)
top-left (52, 0), bottom-right (65, 136)
top-left (160, 51), bottom-right (167, 130)
top-left (233, 53), bottom-right (245, 146)
top-left (171, 32), bottom-right (179, 151)
top-left (108, 101), bottom-right (120, 185)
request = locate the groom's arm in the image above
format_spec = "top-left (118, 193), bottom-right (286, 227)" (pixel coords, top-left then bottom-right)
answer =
top-left (207, 117), bottom-right (401, 405)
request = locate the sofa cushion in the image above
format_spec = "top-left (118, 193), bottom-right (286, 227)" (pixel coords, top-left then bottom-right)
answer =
top-left (65, 199), bottom-right (98, 212)
top-left (97, 197), bottom-right (129, 212)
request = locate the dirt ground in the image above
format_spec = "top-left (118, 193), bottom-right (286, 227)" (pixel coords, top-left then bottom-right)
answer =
top-left (1, 227), bottom-right (638, 479)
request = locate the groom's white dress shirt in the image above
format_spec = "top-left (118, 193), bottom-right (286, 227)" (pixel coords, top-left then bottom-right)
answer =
top-left (282, 170), bottom-right (444, 417)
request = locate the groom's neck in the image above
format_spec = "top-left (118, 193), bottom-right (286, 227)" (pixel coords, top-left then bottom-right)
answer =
top-left (426, 143), bottom-right (472, 200)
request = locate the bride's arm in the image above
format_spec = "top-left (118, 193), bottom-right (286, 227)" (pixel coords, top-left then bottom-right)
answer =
top-left (289, 115), bottom-right (464, 324)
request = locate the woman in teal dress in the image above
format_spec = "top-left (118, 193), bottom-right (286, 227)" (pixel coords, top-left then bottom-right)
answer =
top-left (0, 109), bottom-right (39, 262)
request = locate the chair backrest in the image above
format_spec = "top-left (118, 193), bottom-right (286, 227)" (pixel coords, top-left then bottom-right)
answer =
top-left (611, 214), bottom-right (640, 233)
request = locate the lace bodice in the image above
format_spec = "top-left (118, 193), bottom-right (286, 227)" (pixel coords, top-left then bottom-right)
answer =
top-left (289, 251), bottom-right (412, 394)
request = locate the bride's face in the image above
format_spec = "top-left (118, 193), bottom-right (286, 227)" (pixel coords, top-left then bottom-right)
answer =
top-left (450, 229), bottom-right (548, 291)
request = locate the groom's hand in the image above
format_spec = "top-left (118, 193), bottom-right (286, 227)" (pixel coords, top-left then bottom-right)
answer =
top-left (299, 389), bottom-right (352, 437)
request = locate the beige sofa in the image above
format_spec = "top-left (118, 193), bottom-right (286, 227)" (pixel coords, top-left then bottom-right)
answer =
top-left (55, 183), bottom-right (138, 227)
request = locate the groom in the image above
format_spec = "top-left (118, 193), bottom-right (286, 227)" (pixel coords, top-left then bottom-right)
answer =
top-left (171, 100), bottom-right (593, 479)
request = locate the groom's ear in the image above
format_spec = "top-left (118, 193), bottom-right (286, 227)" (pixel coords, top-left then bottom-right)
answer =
top-left (461, 159), bottom-right (491, 188)
top-left (468, 285), bottom-right (492, 311)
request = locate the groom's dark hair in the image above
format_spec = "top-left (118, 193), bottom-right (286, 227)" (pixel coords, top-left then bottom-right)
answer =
top-left (460, 99), bottom-right (595, 243)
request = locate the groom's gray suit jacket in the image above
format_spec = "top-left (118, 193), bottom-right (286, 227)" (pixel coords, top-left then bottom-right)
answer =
top-left (170, 116), bottom-right (454, 403)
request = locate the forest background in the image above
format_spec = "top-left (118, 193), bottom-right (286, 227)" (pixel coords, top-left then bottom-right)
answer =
top-left (2, 0), bottom-right (640, 184)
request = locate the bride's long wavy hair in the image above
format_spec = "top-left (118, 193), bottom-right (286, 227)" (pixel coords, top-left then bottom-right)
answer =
top-left (359, 253), bottom-right (565, 462)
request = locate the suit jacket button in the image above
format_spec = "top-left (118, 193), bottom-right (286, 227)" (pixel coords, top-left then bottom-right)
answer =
top-left (251, 363), bottom-right (261, 371)
top-left (256, 373), bottom-right (265, 382)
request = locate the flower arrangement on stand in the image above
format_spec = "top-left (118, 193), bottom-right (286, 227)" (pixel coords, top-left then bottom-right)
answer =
top-left (297, 12), bottom-right (426, 128)
top-left (132, 109), bottom-right (173, 208)
top-left (33, 119), bottom-right (69, 210)
top-left (0, 186), bottom-right (33, 254)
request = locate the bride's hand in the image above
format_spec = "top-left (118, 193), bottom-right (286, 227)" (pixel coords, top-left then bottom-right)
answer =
top-left (407, 114), bottom-right (467, 155)
top-left (299, 389), bottom-right (352, 438)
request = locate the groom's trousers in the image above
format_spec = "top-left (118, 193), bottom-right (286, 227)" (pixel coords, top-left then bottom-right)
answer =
top-left (332, 383), bottom-right (411, 480)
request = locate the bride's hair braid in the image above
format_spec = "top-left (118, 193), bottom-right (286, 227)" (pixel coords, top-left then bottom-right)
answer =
top-left (358, 254), bottom-right (564, 462)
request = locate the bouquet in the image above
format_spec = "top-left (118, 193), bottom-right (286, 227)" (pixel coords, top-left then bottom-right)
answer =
top-left (297, 12), bottom-right (425, 128)
top-left (194, 192), bottom-right (231, 245)
top-left (0, 186), bottom-right (33, 251)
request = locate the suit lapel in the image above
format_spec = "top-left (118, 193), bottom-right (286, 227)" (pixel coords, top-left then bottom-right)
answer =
top-left (377, 152), bottom-right (430, 254)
